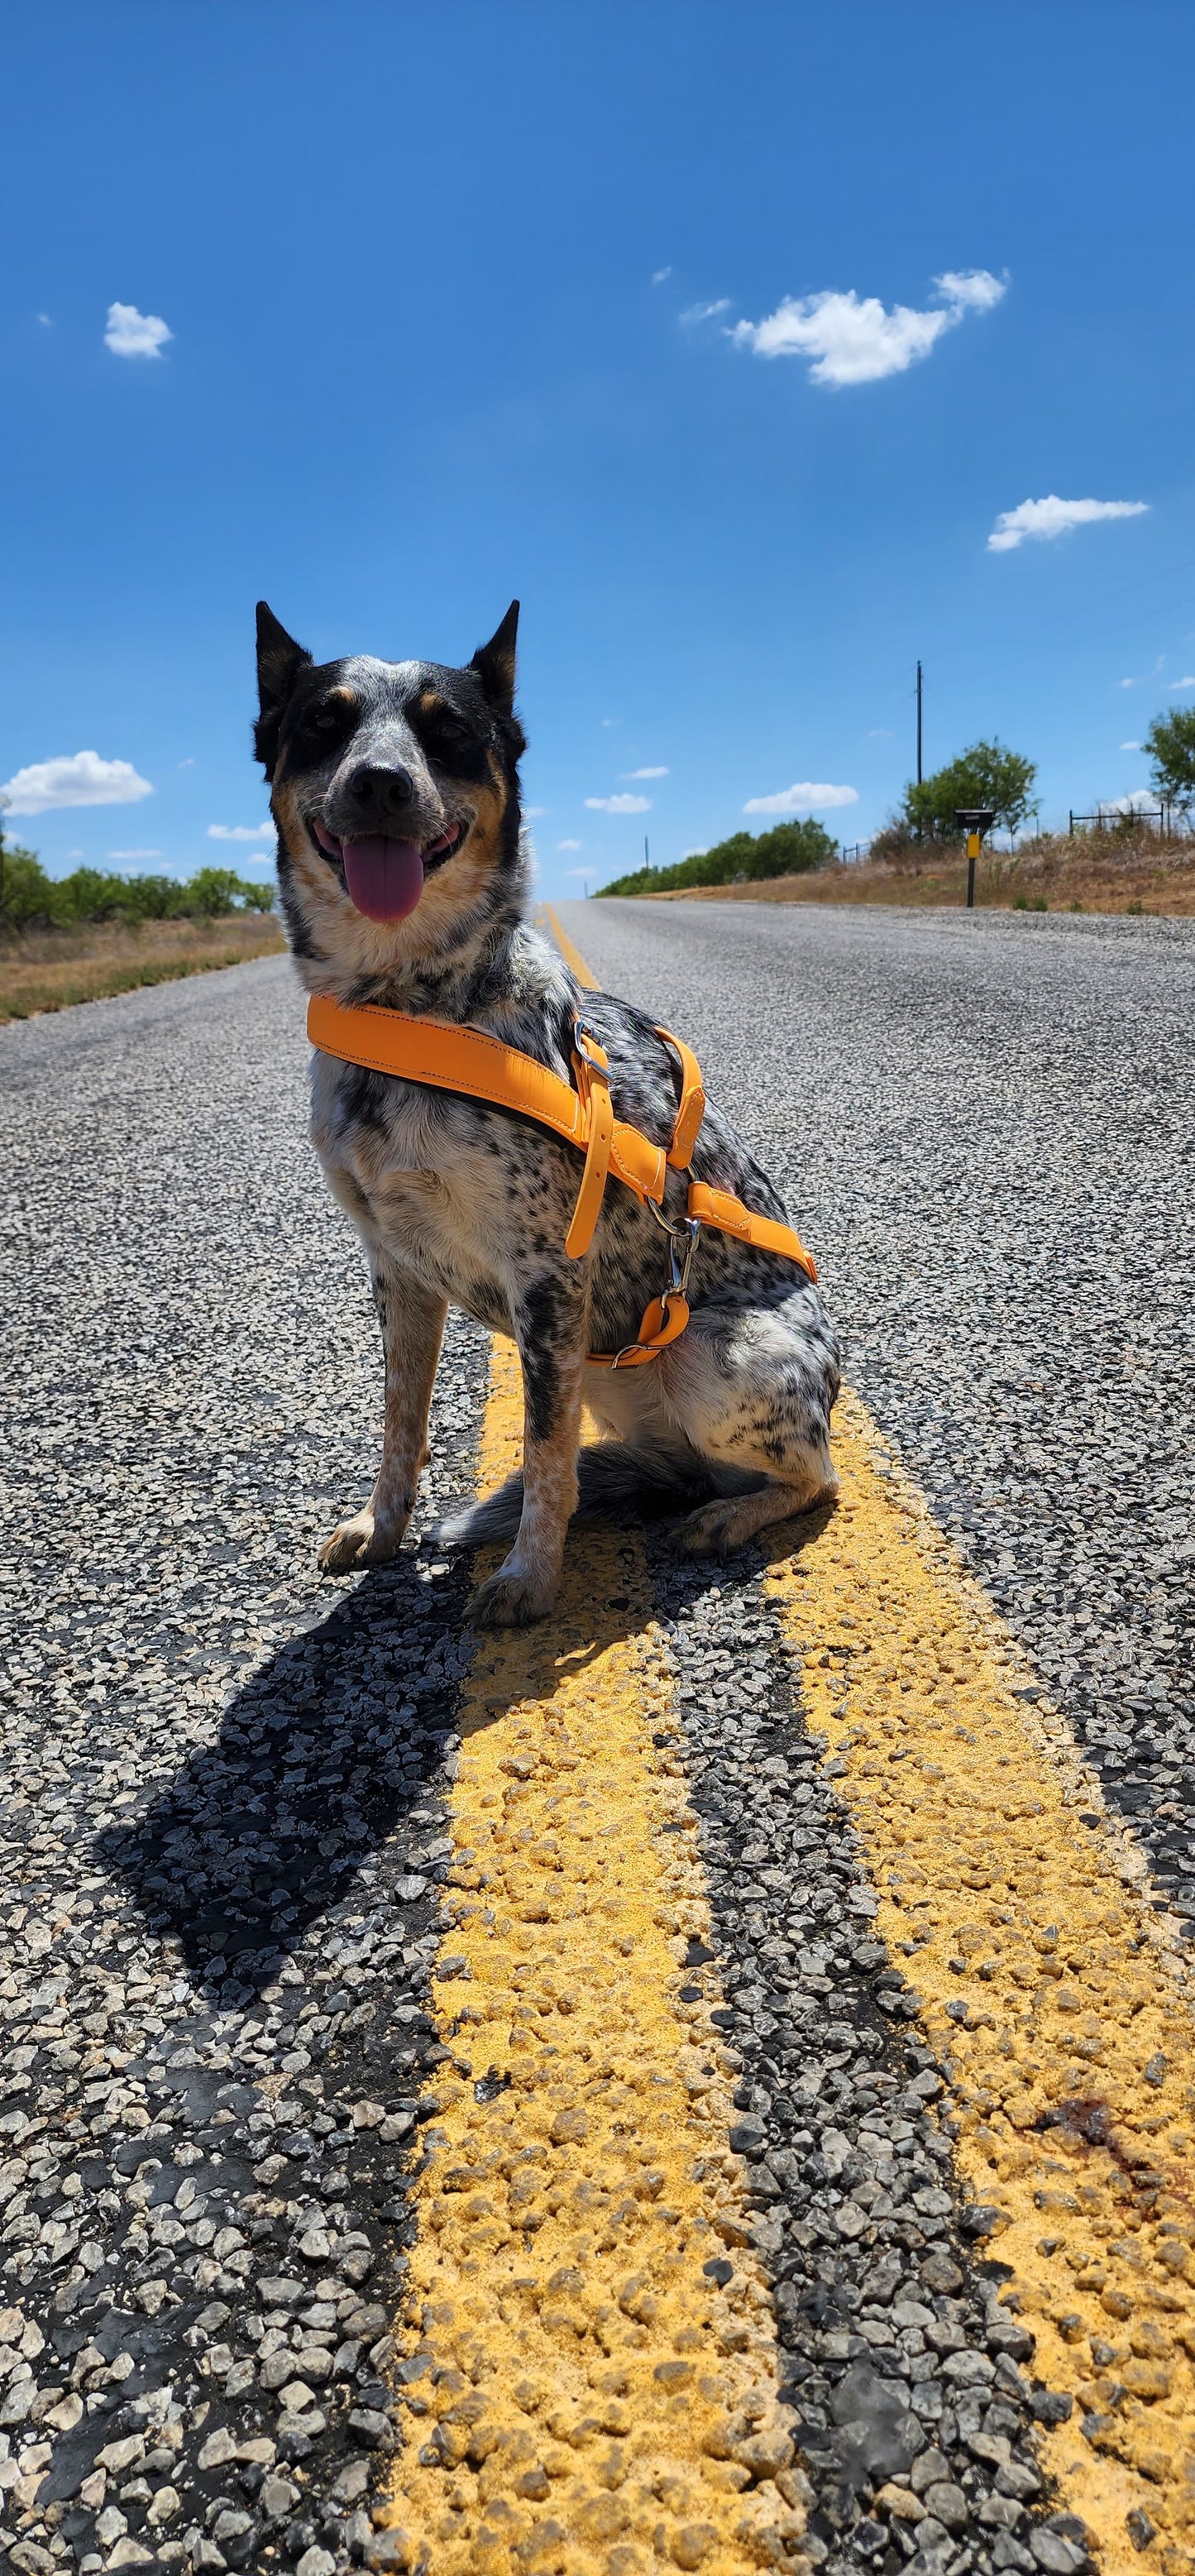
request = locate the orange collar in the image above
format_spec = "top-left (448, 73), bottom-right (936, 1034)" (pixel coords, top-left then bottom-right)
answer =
top-left (308, 993), bottom-right (815, 1367)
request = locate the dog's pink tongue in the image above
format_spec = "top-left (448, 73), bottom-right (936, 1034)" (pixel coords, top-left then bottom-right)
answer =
top-left (342, 836), bottom-right (425, 922)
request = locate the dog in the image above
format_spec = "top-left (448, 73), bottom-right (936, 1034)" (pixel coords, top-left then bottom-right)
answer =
top-left (255, 598), bottom-right (840, 1626)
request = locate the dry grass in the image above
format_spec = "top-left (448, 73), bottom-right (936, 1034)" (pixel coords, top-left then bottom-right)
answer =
top-left (633, 829), bottom-right (1195, 918)
top-left (0, 912), bottom-right (286, 1022)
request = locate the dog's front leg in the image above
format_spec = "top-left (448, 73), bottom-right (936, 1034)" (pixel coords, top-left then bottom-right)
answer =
top-left (319, 1266), bottom-right (447, 1575)
top-left (469, 1268), bottom-right (586, 1627)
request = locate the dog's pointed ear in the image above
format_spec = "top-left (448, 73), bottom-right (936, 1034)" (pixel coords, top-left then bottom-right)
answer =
top-left (255, 601), bottom-right (312, 774)
top-left (470, 601), bottom-right (519, 719)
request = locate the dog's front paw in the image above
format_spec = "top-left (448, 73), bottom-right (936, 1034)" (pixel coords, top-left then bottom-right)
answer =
top-left (318, 1509), bottom-right (400, 1575)
top-left (466, 1563), bottom-right (557, 1628)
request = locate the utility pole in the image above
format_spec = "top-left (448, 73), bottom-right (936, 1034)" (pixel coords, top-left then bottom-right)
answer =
top-left (915, 661), bottom-right (923, 785)
top-left (644, 834), bottom-right (650, 876)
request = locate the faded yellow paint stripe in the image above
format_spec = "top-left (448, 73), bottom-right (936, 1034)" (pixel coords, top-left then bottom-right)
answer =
top-left (763, 1390), bottom-right (1195, 2575)
top-left (381, 1338), bottom-right (804, 2575)
top-left (543, 903), bottom-right (600, 989)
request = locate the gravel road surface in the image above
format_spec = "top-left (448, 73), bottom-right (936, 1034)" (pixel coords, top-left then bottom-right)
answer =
top-left (2, 908), bottom-right (1191, 2576)
top-left (561, 900), bottom-right (1195, 1932)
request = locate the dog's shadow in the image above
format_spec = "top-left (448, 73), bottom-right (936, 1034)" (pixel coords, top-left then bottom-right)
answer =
top-left (99, 1499), bottom-right (838, 2004)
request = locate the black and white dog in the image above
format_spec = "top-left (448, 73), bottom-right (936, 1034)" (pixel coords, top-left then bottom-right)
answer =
top-left (256, 599), bottom-right (839, 1626)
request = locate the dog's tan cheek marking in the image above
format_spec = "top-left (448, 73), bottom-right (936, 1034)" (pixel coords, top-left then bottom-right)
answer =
top-left (380, 1335), bottom-right (804, 2574)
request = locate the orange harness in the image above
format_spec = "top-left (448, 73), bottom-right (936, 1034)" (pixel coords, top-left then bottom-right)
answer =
top-left (308, 993), bottom-right (817, 1368)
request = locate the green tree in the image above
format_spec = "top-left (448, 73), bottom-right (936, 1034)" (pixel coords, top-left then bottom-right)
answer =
top-left (597, 815), bottom-right (837, 898)
top-left (1144, 705), bottom-right (1195, 808)
top-left (0, 844), bottom-right (66, 930)
top-left (901, 739), bottom-right (1037, 840)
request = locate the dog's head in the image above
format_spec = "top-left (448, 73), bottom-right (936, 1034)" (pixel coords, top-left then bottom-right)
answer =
top-left (255, 601), bottom-right (526, 989)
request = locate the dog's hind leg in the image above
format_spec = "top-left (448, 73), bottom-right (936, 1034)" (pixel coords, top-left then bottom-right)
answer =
top-left (657, 1294), bottom-right (839, 1560)
top-left (467, 1270), bottom-right (586, 1627)
top-left (319, 1266), bottom-right (447, 1574)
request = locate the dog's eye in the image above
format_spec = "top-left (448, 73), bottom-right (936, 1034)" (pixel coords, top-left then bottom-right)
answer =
top-left (311, 704), bottom-right (342, 731)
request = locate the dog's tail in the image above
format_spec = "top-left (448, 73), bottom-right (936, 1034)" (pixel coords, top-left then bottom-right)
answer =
top-left (434, 1439), bottom-right (715, 1550)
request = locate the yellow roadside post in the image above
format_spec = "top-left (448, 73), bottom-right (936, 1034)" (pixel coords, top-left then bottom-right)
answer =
top-left (955, 803), bottom-right (996, 908)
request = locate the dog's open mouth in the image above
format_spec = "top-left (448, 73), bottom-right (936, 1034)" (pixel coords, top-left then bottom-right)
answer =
top-left (310, 817), bottom-right (466, 922)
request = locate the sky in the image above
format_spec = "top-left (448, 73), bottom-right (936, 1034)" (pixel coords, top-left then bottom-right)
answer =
top-left (3, 0), bottom-right (1194, 897)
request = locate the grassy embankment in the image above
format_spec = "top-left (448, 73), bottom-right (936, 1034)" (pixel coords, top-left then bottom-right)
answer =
top-left (623, 828), bottom-right (1195, 917)
top-left (0, 912), bottom-right (286, 1022)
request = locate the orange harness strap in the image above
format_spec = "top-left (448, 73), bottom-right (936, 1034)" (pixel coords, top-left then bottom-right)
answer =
top-left (307, 994), bottom-right (816, 1370)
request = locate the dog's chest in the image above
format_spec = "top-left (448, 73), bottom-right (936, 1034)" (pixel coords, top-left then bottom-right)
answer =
top-left (313, 1074), bottom-right (549, 1305)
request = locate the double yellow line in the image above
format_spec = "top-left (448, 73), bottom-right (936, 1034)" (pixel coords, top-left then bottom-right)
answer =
top-left (376, 913), bottom-right (1195, 2576)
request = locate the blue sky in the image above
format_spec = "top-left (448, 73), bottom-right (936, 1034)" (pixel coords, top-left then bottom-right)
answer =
top-left (3, 1), bottom-right (1194, 895)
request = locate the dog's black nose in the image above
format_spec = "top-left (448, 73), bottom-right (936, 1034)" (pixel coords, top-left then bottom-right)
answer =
top-left (348, 760), bottom-right (414, 814)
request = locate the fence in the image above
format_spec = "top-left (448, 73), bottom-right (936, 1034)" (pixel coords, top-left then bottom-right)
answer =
top-left (1068, 804), bottom-right (1193, 838)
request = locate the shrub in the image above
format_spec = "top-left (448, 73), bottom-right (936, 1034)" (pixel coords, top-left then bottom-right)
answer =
top-left (0, 840), bottom-right (275, 931)
top-left (597, 816), bottom-right (837, 898)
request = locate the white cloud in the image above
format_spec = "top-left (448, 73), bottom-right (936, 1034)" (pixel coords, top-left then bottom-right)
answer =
top-left (988, 494), bottom-right (1148, 553)
top-left (107, 848), bottom-right (161, 860)
top-left (684, 847), bottom-right (708, 859)
top-left (207, 821), bottom-right (274, 841)
top-left (681, 298), bottom-right (729, 325)
top-left (105, 299), bottom-right (172, 360)
top-left (620, 766), bottom-right (668, 779)
top-left (37, 312), bottom-right (52, 328)
top-left (1170, 676), bottom-right (1195, 690)
top-left (600, 717), bottom-right (622, 729)
top-left (566, 866), bottom-right (592, 877)
top-left (178, 756), bottom-right (195, 767)
top-left (586, 792), bottom-right (652, 814)
top-left (0, 749), bottom-right (155, 815)
top-left (523, 805), bottom-right (547, 818)
top-left (652, 266), bottom-right (672, 285)
top-left (743, 781), bottom-right (858, 814)
top-left (557, 838), bottom-right (582, 851)
top-left (1121, 740), bottom-right (1141, 751)
top-left (1101, 790), bottom-right (1156, 816)
top-left (732, 268), bottom-right (1005, 388)
top-left (868, 727), bottom-right (894, 740)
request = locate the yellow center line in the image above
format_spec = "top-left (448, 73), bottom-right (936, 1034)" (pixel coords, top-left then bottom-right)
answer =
top-left (381, 1340), bottom-right (804, 2574)
top-left (538, 911), bottom-right (1195, 2570)
top-left (762, 1391), bottom-right (1195, 2575)
top-left (543, 903), bottom-right (600, 989)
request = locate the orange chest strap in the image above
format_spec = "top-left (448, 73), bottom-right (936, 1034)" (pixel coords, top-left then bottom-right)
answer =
top-left (307, 992), bottom-right (817, 1368)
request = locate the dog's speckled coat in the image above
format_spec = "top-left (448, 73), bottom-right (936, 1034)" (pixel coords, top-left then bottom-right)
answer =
top-left (256, 601), bottom-right (840, 1623)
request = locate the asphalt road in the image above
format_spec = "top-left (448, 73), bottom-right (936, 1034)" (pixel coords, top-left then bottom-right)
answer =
top-left (561, 899), bottom-right (1195, 1926)
top-left (2, 907), bottom-right (1193, 2576)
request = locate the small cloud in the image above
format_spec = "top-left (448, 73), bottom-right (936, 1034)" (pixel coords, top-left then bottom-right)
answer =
top-left (586, 793), bottom-right (652, 814)
top-left (743, 781), bottom-right (858, 814)
top-left (107, 848), bottom-right (162, 860)
top-left (37, 312), bottom-right (52, 328)
top-left (683, 847), bottom-right (708, 859)
top-left (178, 755), bottom-right (195, 767)
top-left (523, 805), bottom-right (547, 818)
top-left (67, 848), bottom-right (84, 859)
top-left (1117, 677), bottom-right (1137, 689)
top-left (600, 717), bottom-right (622, 728)
top-left (557, 838), bottom-right (582, 851)
top-left (105, 299), bottom-right (172, 360)
top-left (652, 266), bottom-right (672, 285)
top-left (681, 298), bottom-right (729, 324)
top-left (208, 821), bottom-right (273, 841)
top-left (0, 749), bottom-right (155, 815)
top-left (620, 766), bottom-right (668, 779)
top-left (566, 867), bottom-right (592, 877)
top-left (732, 267), bottom-right (1005, 388)
top-left (1120, 740), bottom-right (1141, 751)
top-left (1170, 676), bottom-right (1195, 691)
top-left (867, 728), bottom-right (894, 739)
top-left (988, 494), bottom-right (1148, 553)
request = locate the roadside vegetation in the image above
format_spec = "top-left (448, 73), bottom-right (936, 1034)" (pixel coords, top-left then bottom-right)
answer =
top-left (599, 711), bottom-right (1195, 917)
top-left (0, 841), bottom-right (283, 1021)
